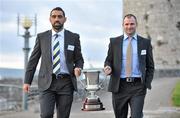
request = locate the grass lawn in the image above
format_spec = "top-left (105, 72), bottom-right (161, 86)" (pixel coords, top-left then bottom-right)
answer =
top-left (172, 81), bottom-right (180, 106)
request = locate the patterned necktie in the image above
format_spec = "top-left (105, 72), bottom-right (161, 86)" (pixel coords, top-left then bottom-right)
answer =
top-left (126, 37), bottom-right (132, 77)
top-left (53, 34), bottom-right (60, 74)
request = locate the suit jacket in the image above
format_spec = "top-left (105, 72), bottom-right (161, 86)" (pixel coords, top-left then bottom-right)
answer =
top-left (104, 35), bottom-right (154, 93)
top-left (24, 29), bottom-right (84, 91)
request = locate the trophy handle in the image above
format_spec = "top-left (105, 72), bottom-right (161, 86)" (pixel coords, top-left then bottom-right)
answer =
top-left (98, 70), bottom-right (108, 89)
top-left (77, 73), bottom-right (86, 89)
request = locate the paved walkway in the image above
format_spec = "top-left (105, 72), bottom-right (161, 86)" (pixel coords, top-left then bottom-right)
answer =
top-left (0, 77), bottom-right (180, 118)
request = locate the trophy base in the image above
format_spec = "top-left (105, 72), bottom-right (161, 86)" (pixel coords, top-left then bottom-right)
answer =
top-left (81, 98), bottom-right (105, 111)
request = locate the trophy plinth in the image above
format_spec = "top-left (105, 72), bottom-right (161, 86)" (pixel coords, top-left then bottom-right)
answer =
top-left (81, 70), bottom-right (105, 111)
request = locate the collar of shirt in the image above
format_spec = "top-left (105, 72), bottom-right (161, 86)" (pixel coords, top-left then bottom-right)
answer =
top-left (51, 29), bottom-right (64, 38)
top-left (123, 33), bottom-right (137, 41)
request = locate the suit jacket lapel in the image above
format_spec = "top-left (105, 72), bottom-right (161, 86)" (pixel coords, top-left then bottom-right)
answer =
top-left (64, 30), bottom-right (69, 58)
top-left (46, 30), bottom-right (52, 63)
top-left (114, 36), bottom-right (123, 70)
top-left (118, 36), bottom-right (123, 64)
top-left (137, 35), bottom-right (143, 64)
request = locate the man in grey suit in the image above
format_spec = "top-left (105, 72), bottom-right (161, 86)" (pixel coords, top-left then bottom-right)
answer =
top-left (23, 7), bottom-right (84, 118)
top-left (104, 14), bottom-right (154, 118)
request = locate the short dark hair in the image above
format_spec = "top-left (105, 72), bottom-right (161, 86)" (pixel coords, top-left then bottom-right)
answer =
top-left (50, 7), bottom-right (65, 17)
top-left (123, 14), bottom-right (137, 24)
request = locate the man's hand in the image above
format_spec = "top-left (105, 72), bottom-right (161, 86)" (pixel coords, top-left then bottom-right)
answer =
top-left (104, 66), bottom-right (112, 75)
top-left (23, 84), bottom-right (30, 93)
top-left (74, 67), bottom-right (82, 77)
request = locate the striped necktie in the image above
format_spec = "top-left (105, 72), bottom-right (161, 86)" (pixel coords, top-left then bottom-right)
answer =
top-left (126, 37), bottom-right (132, 77)
top-left (53, 34), bottom-right (60, 74)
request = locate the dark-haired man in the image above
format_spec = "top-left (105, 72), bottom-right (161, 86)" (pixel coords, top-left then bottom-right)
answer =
top-left (23, 7), bottom-right (84, 118)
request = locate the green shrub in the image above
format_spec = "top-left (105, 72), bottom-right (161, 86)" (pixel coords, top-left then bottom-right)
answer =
top-left (172, 81), bottom-right (180, 106)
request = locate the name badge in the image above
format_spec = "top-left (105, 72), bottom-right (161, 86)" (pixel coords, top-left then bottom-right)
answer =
top-left (141, 50), bottom-right (146, 55)
top-left (67, 45), bottom-right (74, 51)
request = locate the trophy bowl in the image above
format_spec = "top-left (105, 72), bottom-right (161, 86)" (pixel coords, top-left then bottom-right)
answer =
top-left (79, 69), bottom-right (105, 111)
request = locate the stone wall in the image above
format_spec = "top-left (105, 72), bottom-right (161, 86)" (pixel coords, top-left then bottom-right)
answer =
top-left (123, 0), bottom-right (180, 70)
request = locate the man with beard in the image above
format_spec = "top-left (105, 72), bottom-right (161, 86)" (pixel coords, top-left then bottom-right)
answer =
top-left (23, 7), bottom-right (84, 118)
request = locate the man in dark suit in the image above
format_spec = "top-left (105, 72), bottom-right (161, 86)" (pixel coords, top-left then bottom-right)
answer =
top-left (23, 7), bottom-right (84, 118)
top-left (104, 14), bottom-right (154, 118)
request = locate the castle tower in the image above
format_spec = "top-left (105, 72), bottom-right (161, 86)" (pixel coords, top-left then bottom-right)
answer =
top-left (123, 0), bottom-right (180, 70)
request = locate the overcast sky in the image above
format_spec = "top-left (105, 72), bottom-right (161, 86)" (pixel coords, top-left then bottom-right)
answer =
top-left (0, 0), bottom-right (123, 69)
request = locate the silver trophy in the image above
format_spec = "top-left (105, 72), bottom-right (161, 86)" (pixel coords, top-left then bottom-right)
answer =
top-left (79, 69), bottom-right (105, 111)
